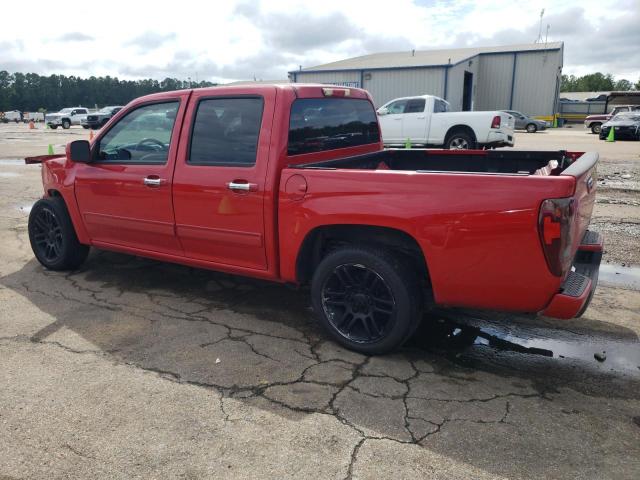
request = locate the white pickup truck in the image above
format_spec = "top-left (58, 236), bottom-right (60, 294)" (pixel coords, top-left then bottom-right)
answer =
top-left (377, 95), bottom-right (515, 149)
top-left (45, 107), bottom-right (89, 130)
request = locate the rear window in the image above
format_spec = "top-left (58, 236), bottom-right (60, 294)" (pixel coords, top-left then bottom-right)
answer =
top-left (288, 98), bottom-right (380, 156)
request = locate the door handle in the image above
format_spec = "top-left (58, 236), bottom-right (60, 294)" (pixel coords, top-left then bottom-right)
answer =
top-left (143, 176), bottom-right (165, 187)
top-left (417, 116), bottom-right (426, 119)
top-left (227, 181), bottom-right (258, 192)
top-left (393, 117), bottom-right (402, 120)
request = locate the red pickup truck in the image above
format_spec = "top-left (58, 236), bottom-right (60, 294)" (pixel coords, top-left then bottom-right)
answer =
top-left (26, 84), bottom-right (603, 354)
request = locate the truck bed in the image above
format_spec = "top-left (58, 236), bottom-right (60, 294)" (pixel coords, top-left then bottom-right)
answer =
top-left (292, 149), bottom-right (582, 176)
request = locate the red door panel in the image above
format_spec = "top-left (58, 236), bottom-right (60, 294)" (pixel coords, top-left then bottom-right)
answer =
top-left (74, 96), bottom-right (189, 255)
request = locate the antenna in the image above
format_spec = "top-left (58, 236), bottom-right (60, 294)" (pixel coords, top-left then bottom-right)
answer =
top-left (535, 8), bottom-right (545, 43)
top-left (545, 24), bottom-right (550, 44)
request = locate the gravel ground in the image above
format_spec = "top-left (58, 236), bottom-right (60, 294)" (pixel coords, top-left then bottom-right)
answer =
top-left (0, 123), bottom-right (639, 479)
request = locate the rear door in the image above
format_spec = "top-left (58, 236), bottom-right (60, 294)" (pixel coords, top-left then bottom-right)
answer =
top-left (401, 98), bottom-right (428, 142)
top-left (74, 97), bottom-right (187, 255)
top-left (172, 88), bottom-right (275, 270)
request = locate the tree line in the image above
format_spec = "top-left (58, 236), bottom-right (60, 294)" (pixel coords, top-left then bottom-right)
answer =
top-left (0, 71), bottom-right (217, 112)
top-left (561, 72), bottom-right (640, 92)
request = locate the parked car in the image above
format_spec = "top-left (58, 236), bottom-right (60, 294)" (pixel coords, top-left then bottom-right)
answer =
top-left (584, 105), bottom-right (640, 134)
top-left (1, 110), bottom-right (23, 123)
top-left (377, 95), bottom-right (514, 149)
top-left (45, 107), bottom-right (89, 129)
top-left (81, 106), bottom-right (123, 130)
top-left (586, 94), bottom-right (608, 102)
top-left (599, 112), bottom-right (640, 141)
top-left (25, 84), bottom-right (602, 354)
top-left (501, 110), bottom-right (547, 133)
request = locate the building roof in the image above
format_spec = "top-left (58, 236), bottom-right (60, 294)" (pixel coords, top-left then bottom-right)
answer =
top-left (297, 42), bottom-right (563, 73)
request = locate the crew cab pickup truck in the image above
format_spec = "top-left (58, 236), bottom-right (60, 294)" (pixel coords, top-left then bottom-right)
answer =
top-left (26, 84), bottom-right (602, 354)
top-left (45, 107), bottom-right (89, 129)
top-left (584, 105), bottom-right (640, 134)
top-left (377, 95), bottom-right (515, 149)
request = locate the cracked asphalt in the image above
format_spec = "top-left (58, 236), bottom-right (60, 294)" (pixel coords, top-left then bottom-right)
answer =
top-left (1, 125), bottom-right (640, 479)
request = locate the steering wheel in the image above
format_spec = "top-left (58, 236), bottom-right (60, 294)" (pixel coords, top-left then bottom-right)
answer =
top-left (135, 138), bottom-right (166, 151)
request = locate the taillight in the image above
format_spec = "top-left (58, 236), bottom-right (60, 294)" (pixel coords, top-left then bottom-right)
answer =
top-left (538, 198), bottom-right (575, 276)
top-left (322, 87), bottom-right (351, 97)
top-left (491, 115), bottom-right (501, 129)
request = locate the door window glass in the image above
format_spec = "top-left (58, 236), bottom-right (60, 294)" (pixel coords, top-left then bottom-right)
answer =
top-left (434, 99), bottom-right (450, 113)
top-left (189, 97), bottom-right (264, 166)
top-left (386, 100), bottom-right (408, 114)
top-left (97, 101), bottom-right (179, 164)
top-left (405, 99), bottom-right (426, 113)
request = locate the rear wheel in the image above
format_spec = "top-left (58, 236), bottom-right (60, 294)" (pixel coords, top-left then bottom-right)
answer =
top-left (526, 123), bottom-right (537, 133)
top-left (590, 123), bottom-right (602, 134)
top-left (311, 246), bottom-right (423, 354)
top-left (28, 197), bottom-right (89, 271)
top-left (446, 131), bottom-right (475, 150)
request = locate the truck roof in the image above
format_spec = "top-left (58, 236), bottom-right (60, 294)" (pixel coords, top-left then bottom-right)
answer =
top-left (128, 83), bottom-right (374, 104)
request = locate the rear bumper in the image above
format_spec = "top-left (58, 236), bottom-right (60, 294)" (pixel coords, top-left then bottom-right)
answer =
top-left (540, 230), bottom-right (603, 319)
top-left (483, 131), bottom-right (514, 148)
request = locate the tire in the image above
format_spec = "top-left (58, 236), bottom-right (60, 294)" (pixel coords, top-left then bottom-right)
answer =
top-left (28, 197), bottom-right (89, 271)
top-left (62, 119), bottom-right (71, 129)
top-left (590, 123), bottom-right (601, 134)
top-left (445, 131), bottom-right (475, 150)
top-left (82, 125), bottom-right (89, 129)
top-left (311, 246), bottom-right (423, 354)
top-left (49, 125), bottom-right (58, 130)
top-left (526, 123), bottom-right (537, 133)
top-left (100, 119), bottom-right (108, 128)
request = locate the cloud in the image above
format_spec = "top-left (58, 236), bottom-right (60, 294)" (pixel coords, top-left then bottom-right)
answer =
top-left (57, 32), bottom-right (94, 42)
top-left (124, 32), bottom-right (177, 53)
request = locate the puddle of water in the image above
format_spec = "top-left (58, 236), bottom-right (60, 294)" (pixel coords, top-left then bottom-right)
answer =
top-left (599, 264), bottom-right (640, 290)
top-left (415, 313), bottom-right (640, 373)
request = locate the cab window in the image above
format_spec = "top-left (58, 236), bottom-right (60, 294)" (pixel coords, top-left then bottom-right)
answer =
top-left (96, 102), bottom-right (179, 164)
top-left (189, 97), bottom-right (264, 166)
top-left (386, 100), bottom-right (408, 114)
top-left (405, 99), bottom-right (425, 113)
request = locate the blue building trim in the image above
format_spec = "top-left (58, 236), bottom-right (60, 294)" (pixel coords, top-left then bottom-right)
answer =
top-left (509, 53), bottom-right (518, 109)
top-left (360, 69), bottom-right (364, 88)
top-left (443, 67), bottom-right (449, 100)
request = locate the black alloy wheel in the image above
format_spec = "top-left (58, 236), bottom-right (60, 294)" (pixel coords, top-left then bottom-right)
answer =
top-left (321, 263), bottom-right (396, 344)
top-left (31, 206), bottom-right (63, 263)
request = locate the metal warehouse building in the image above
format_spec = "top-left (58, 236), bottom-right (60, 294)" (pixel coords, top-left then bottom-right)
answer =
top-left (290, 42), bottom-right (563, 117)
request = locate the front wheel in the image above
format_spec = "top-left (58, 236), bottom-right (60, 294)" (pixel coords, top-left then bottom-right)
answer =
top-left (526, 123), bottom-right (537, 133)
top-left (590, 123), bottom-right (602, 134)
top-left (446, 132), bottom-right (475, 150)
top-left (28, 197), bottom-right (89, 270)
top-left (82, 125), bottom-right (89, 129)
top-left (311, 246), bottom-right (423, 354)
top-left (49, 125), bottom-right (58, 130)
top-left (62, 119), bottom-right (71, 129)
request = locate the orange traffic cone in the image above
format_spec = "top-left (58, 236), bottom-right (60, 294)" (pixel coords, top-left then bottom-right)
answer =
top-left (89, 130), bottom-right (94, 141)
top-left (28, 120), bottom-right (35, 130)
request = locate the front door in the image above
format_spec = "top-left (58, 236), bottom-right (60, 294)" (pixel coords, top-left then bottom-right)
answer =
top-left (74, 98), bottom-right (187, 255)
top-left (379, 99), bottom-right (407, 143)
top-left (172, 89), bottom-right (275, 271)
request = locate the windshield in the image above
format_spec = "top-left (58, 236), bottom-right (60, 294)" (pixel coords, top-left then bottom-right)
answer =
top-left (58, 108), bottom-right (73, 114)
top-left (99, 107), bottom-right (114, 113)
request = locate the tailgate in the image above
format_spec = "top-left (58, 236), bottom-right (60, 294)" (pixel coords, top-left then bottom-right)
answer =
top-left (561, 152), bottom-right (598, 261)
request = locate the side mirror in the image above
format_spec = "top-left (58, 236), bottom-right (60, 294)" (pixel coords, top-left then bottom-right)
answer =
top-left (68, 140), bottom-right (91, 163)
top-left (377, 107), bottom-right (389, 116)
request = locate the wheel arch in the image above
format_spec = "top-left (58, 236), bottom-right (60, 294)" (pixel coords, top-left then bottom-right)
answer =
top-left (295, 224), bottom-right (431, 287)
top-left (444, 124), bottom-right (477, 144)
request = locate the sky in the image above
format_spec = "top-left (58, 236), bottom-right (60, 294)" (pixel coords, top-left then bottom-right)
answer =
top-left (1, 0), bottom-right (639, 83)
